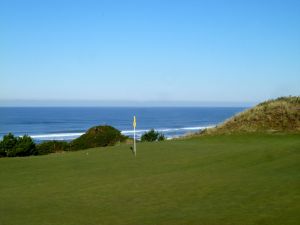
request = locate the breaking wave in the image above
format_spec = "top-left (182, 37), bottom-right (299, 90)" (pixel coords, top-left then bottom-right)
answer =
top-left (28, 125), bottom-right (215, 141)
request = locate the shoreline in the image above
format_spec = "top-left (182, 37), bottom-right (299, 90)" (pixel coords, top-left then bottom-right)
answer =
top-left (10, 125), bottom-right (216, 143)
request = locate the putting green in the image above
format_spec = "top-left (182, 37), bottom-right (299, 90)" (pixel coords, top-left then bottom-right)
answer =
top-left (0, 134), bottom-right (299, 225)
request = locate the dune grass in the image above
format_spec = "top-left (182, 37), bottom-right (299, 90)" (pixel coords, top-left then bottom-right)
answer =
top-left (0, 134), bottom-right (299, 225)
top-left (203, 96), bottom-right (300, 134)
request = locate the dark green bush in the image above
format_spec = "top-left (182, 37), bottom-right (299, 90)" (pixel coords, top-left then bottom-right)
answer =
top-left (141, 129), bottom-right (165, 142)
top-left (37, 141), bottom-right (70, 155)
top-left (12, 135), bottom-right (37, 157)
top-left (157, 133), bottom-right (166, 141)
top-left (0, 133), bottom-right (36, 157)
top-left (70, 125), bottom-right (127, 150)
top-left (0, 146), bottom-right (5, 157)
top-left (0, 140), bottom-right (7, 157)
top-left (0, 133), bottom-right (17, 156)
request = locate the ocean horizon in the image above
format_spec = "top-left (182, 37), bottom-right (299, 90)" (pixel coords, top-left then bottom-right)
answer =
top-left (0, 107), bottom-right (246, 142)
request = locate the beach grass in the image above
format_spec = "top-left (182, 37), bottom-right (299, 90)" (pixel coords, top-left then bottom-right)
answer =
top-left (202, 96), bottom-right (300, 135)
top-left (0, 133), bottom-right (299, 225)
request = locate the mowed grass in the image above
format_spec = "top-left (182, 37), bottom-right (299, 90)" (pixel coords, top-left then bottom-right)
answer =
top-left (0, 134), bottom-right (299, 225)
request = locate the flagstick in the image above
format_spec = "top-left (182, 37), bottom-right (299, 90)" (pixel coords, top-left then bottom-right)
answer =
top-left (133, 125), bottom-right (136, 157)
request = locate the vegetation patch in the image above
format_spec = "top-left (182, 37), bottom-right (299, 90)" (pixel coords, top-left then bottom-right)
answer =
top-left (0, 125), bottom-right (127, 157)
top-left (201, 96), bottom-right (300, 135)
top-left (141, 129), bottom-right (165, 142)
top-left (0, 133), bottom-right (36, 157)
top-left (70, 125), bottom-right (127, 150)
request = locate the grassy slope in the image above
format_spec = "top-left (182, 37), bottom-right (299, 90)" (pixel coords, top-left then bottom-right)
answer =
top-left (203, 96), bottom-right (300, 134)
top-left (0, 134), bottom-right (299, 225)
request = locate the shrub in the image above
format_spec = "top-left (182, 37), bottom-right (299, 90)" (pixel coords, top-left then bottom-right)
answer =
top-left (0, 141), bottom-right (6, 157)
top-left (141, 129), bottom-right (165, 142)
top-left (0, 133), bottom-right (18, 156)
top-left (70, 125), bottom-right (127, 150)
top-left (37, 141), bottom-right (70, 155)
top-left (12, 135), bottom-right (37, 157)
top-left (157, 133), bottom-right (166, 141)
top-left (0, 133), bottom-right (36, 157)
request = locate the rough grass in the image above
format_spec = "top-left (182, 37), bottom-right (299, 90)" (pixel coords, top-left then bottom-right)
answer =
top-left (202, 96), bottom-right (300, 135)
top-left (0, 134), bottom-right (299, 225)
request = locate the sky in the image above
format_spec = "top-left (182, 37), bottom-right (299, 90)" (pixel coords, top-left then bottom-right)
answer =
top-left (0, 0), bottom-right (299, 106)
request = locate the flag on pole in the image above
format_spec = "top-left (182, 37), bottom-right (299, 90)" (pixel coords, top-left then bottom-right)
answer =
top-left (133, 116), bottom-right (136, 128)
top-left (133, 116), bottom-right (136, 157)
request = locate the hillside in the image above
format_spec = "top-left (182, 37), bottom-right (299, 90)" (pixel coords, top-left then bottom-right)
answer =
top-left (203, 96), bottom-right (300, 135)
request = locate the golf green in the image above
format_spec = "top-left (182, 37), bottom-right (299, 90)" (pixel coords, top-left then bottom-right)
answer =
top-left (0, 134), bottom-right (299, 225)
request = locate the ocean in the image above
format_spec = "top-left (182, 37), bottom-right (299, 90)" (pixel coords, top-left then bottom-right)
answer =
top-left (0, 107), bottom-right (246, 142)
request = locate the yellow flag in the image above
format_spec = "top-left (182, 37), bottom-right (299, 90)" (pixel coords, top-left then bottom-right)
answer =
top-left (133, 116), bottom-right (136, 128)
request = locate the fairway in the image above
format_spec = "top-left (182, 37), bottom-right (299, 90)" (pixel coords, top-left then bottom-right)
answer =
top-left (0, 134), bottom-right (299, 225)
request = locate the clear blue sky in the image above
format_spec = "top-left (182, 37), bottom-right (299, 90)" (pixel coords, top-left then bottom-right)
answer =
top-left (1, 0), bottom-right (299, 106)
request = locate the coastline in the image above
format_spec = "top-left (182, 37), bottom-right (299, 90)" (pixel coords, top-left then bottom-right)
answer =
top-left (27, 125), bottom-right (216, 142)
top-left (0, 107), bottom-right (244, 142)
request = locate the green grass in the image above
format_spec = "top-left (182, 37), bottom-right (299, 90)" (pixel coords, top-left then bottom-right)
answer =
top-left (0, 134), bottom-right (299, 225)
